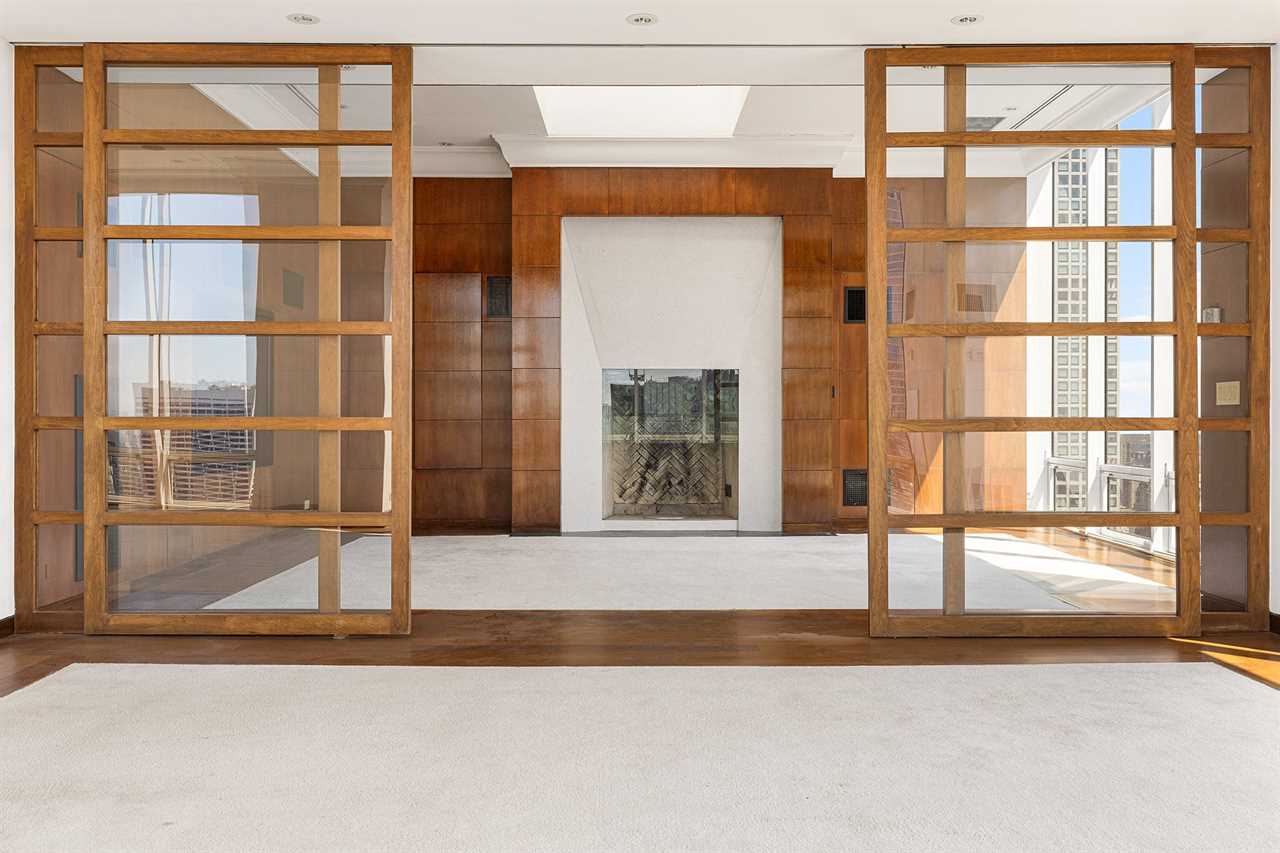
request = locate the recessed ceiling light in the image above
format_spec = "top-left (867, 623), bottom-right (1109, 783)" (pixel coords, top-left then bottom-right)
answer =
top-left (286, 12), bottom-right (319, 25)
top-left (950, 14), bottom-right (983, 25)
top-left (626, 13), bottom-right (658, 26)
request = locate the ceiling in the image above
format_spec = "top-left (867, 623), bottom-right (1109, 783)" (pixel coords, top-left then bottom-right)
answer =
top-left (1, 0), bottom-right (1277, 45)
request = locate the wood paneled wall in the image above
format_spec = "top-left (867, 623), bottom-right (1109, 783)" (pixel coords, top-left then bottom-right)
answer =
top-left (502, 167), bottom-right (867, 534)
top-left (412, 178), bottom-right (512, 531)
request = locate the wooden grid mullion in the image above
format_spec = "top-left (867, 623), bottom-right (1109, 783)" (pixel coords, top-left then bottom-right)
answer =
top-left (885, 45), bottom-right (1179, 66)
top-left (102, 129), bottom-right (392, 146)
top-left (888, 226), bottom-right (1175, 242)
top-left (888, 321), bottom-right (1176, 337)
top-left (865, 50), bottom-right (889, 636)
top-left (889, 418), bottom-right (1179, 433)
top-left (888, 130), bottom-right (1174, 147)
top-left (103, 321), bottom-right (391, 336)
top-left (103, 511), bottom-right (390, 527)
top-left (389, 46), bottom-right (414, 635)
top-left (102, 225), bottom-right (391, 241)
top-left (889, 513), bottom-right (1180, 528)
top-left (102, 417), bottom-right (391, 430)
top-left (100, 43), bottom-right (395, 64)
top-left (13, 48), bottom-right (39, 628)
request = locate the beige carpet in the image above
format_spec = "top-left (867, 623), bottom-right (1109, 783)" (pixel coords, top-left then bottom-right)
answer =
top-left (1, 662), bottom-right (1275, 852)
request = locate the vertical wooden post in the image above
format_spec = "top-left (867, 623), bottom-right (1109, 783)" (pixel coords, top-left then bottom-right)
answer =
top-left (1246, 49), bottom-right (1271, 629)
top-left (865, 50), bottom-right (890, 635)
top-left (317, 64), bottom-right (342, 612)
top-left (81, 44), bottom-right (107, 631)
top-left (390, 46), bottom-right (414, 634)
top-left (942, 65), bottom-right (967, 615)
top-left (1171, 45), bottom-right (1201, 636)
top-left (13, 49), bottom-right (37, 627)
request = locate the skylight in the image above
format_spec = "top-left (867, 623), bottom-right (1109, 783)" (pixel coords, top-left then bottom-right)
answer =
top-left (533, 86), bottom-right (751, 138)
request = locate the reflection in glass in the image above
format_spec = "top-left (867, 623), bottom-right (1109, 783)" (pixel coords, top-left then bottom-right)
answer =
top-left (106, 146), bottom-right (391, 227)
top-left (1198, 242), bottom-right (1247, 324)
top-left (1201, 431), bottom-right (1248, 513)
top-left (37, 429), bottom-right (83, 512)
top-left (1196, 68), bottom-right (1249, 134)
top-left (36, 241), bottom-right (84, 323)
top-left (602, 369), bottom-right (738, 519)
top-left (36, 67), bottom-right (84, 132)
top-left (36, 147), bottom-right (83, 227)
top-left (1201, 526), bottom-right (1247, 612)
top-left (105, 66), bottom-right (391, 130)
top-left (106, 429), bottom-right (389, 512)
top-left (107, 335), bottom-right (390, 418)
top-left (888, 526), bottom-right (1176, 614)
top-left (36, 336), bottom-right (84, 417)
top-left (1198, 149), bottom-right (1249, 229)
top-left (1199, 337), bottom-right (1249, 418)
top-left (108, 241), bottom-right (391, 322)
top-left (107, 526), bottom-right (391, 612)
top-left (36, 524), bottom-right (84, 610)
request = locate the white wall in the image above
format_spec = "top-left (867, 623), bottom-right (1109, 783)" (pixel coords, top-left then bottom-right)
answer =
top-left (1, 41), bottom-right (14, 620)
top-left (560, 217), bottom-right (782, 533)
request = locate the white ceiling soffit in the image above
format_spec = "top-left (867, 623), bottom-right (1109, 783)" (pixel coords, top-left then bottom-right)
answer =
top-left (2, 0), bottom-right (1277, 45)
top-left (494, 134), bottom-right (853, 170)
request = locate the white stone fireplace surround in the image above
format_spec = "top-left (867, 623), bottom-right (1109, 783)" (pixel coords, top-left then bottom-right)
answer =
top-left (560, 217), bottom-right (783, 532)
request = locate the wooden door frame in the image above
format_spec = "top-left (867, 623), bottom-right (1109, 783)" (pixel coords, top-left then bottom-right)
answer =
top-left (865, 44), bottom-right (1270, 637)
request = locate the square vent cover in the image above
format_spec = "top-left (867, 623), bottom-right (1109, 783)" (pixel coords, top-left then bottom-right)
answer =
top-left (843, 469), bottom-right (868, 507)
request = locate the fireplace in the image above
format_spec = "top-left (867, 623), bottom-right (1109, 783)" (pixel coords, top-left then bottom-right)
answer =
top-left (603, 369), bottom-right (739, 519)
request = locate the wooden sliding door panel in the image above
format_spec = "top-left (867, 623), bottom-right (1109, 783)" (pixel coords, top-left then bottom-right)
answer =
top-left (71, 44), bottom-right (413, 635)
top-left (863, 44), bottom-right (1266, 637)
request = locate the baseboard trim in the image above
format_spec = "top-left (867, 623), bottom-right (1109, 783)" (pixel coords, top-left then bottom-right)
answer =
top-left (413, 521), bottom-right (511, 535)
top-left (0, 615), bottom-right (14, 639)
top-left (1270, 612), bottom-right (1280, 635)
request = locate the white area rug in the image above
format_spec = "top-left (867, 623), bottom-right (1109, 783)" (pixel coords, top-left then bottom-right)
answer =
top-left (207, 533), bottom-right (1172, 611)
top-left (0, 662), bottom-right (1274, 852)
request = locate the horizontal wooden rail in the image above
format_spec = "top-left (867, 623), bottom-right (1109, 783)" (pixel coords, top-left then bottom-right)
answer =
top-left (33, 131), bottom-right (84, 147)
top-left (1200, 512), bottom-right (1254, 526)
top-left (94, 611), bottom-right (394, 636)
top-left (32, 321), bottom-right (85, 336)
top-left (103, 510), bottom-right (392, 527)
top-left (102, 43), bottom-right (396, 65)
top-left (1198, 418), bottom-right (1251, 431)
top-left (880, 614), bottom-right (1182, 638)
top-left (23, 45), bottom-right (83, 65)
top-left (32, 510), bottom-right (85, 525)
top-left (888, 417), bottom-right (1178, 433)
top-left (1195, 133), bottom-right (1254, 148)
top-left (887, 130), bottom-right (1174, 147)
top-left (888, 512), bottom-right (1180, 528)
top-left (103, 225), bottom-right (392, 241)
top-left (32, 227), bottom-right (83, 241)
top-left (103, 129), bottom-right (393, 146)
top-left (887, 226), bottom-right (1176, 242)
top-left (104, 321), bottom-right (392, 336)
top-left (1194, 46), bottom-right (1269, 68)
top-left (1196, 228), bottom-right (1252, 242)
top-left (883, 45), bottom-right (1177, 66)
top-left (888, 321), bottom-right (1176, 337)
top-left (103, 416), bottom-right (392, 431)
top-left (1197, 323), bottom-right (1250, 337)
top-left (32, 416), bottom-right (84, 430)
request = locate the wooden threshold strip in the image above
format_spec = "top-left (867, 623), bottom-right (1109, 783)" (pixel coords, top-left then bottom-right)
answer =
top-left (102, 225), bottom-right (392, 241)
top-left (103, 510), bottom-right (391, 527)
top-left (888, 512), bottom-right (1180, 528)
top-left (103, 129), bottom-right (393, 146)
top-left (889, 417), bottom-right (1178, 433)
top-left (888, 321), bottom-right (1177, 337)
top-left (887, 130), bottom-right (1174, 147)
top-left (881, 614), bottom-right (1183, 638)
top-left (104, 321), bottom-right (392, 336)
top-left (103, 416), bottom-right (391, 430)
top-left (93, 611), bottom-right (394, 636)
top-left (887, 226), bottom-right (1175, 243)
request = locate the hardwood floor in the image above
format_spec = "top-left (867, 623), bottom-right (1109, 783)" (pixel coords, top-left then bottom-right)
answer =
top-left (2, 610), bottom-right (1277, 697)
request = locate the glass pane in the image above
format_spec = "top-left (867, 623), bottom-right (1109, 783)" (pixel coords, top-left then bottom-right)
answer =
top-left (106, 525), bottom-right (391, 612)
top-left (36, 336), bottom-right (84, 417)
top-left (107, 335), bottom-right (390, 418)
top-left (106, 429), bottom-right (389, 512)
top-left (36, 147), bottom-right (83, 227)
top-left (1196, 68), bottom-right (1249, 133)
top-left (36, 524), bottom-right (84, 610)
top-left (1198, 149), bottom-right (1249, 228)
top-left (888, 526), bottom-right (1176, 614)
top-left (106, 146), bottom-right (390, 227)
top-left (887, 431), bottom-right (1177, 515)
top-left (106, 66), bottom-right (391, 130)
top-left (36, 241), bottom-right (84, 323)
top-left (37, 429), bottom-right (82, 512)
top-left (1200, 431), bottom-right (1248, 513)
top-left (1201, 526), bottom-right (1247, 612)
top-left (887, 146), bottom-right (1171, 228)
top-left (1198, 242), bottom-right (1247, 323)
top-left (108, 240), bottom-right (391, 322)
top-left (602, 369), bottom-right (738, 520)
top-left (886, 66), bottom-right (942, 132)
top-left (895, 241), bottom-right (1170, 324)
top-left (36, 66), bottom-right (83, 132)
top-left (887, 336), bottom-right (1173, 419)
top-left (967, 65), bottom-right (1170, 131)
top-left (1199, 337), bottom-right (1249, 417)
